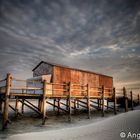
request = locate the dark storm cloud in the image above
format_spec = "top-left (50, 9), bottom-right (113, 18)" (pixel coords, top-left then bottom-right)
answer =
top-left (0, 0), bottom-right (140, 87)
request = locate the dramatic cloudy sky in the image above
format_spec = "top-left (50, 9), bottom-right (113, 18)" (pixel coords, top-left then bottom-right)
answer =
top-left (0, 0), bottom-right (140, 88)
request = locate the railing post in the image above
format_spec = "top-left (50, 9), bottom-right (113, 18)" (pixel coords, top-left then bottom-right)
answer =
top-left (123, 87), bottom-right (128, 112)
top-left (87, 84), bottom-right (91, 119)
top-left (113, 87), bottom-right (117, 114)
top-left (102, 85), bottom-right (105, 117)
top-left (68, 81), bottom-right (72, 122)
top-left (130, 91), bottom-right (133, 110)
top-left (42, 80), bottom-right (47, 125)
top-left (2, 73), bottom-right (12, 130)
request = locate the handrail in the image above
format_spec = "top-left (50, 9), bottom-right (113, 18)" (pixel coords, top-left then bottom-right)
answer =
top-left (0, 78), bottom-right (6, 82)
top-left (11, 87), bottom-right (42, 90)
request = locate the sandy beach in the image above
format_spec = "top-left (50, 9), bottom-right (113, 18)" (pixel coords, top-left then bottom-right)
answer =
top-left (2, 106), bottom-right (140, 140)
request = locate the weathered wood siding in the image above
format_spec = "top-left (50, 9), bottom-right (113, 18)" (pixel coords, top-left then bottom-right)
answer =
top-left (33, 63), bottom-right (53, 78)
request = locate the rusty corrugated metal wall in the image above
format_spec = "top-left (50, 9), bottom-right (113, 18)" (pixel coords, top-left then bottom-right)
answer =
top-left (53, 66), bottom-right (113, 96)
top-left (33, 63), bottom-right (113, 96)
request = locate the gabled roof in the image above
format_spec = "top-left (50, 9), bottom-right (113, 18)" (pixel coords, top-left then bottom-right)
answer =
top-left (32, 61), bottom-right (113, 78)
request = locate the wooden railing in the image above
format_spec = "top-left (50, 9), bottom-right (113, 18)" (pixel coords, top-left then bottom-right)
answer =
top-left (0, 73), bottom-right (139, 101)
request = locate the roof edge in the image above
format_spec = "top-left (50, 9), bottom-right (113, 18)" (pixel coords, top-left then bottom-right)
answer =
top-left (32, 61), bottom-right (113, 78)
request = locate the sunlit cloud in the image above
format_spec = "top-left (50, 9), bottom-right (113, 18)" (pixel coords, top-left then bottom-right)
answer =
top-left (0, 0), bottom-right (140, 89)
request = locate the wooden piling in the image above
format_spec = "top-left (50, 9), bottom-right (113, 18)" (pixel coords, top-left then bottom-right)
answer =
top-left (0, 99), bottom-right (2, 113)
top-left (74, 99), bottom-right (76, 114)
top-left (100, 99), bottom-right (102, 109)
top-left (123, 87), bottom-right (128, 112)
top-left (138, 94), bottom-right (140, 105)
top-left (113, 88), bottom-right (117, 114)
top-left (21, 99), bottom-right (24, 114)
top-left (57, 98), bottom-right (60, 115)
top-left (130, 91), bottom-right (133, 110)
top-left (97, 99), bottom-right (99, 108)
top-left (107, 99), bottom-right (109, 110)
top-left (38, 98), bottom-right (43, 112)
top-left (101, 85), bottom-right (105, 117)
top-left (66, 98), bottom-right (69, 111)
top-left (77, 100), bottom-right (79, 108)
top-left (68, 82), bottom-right (72, 122)
top-left (15, 97), bottom-right (20, 117)
top-left (53, 99), bottom-right (56, 112)
top-left (87, 84), bottom-right (91, 119)
top-left (2, 73), bottom-right (12, 129)
top-left (42, 80), bottom-right (47, 125)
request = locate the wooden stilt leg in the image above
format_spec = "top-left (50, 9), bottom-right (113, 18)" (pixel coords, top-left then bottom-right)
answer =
top-left (66, 98), bottom-right (69, 111)
top-left (113, 88), bottom-right (117, 115)
top-left (74, 99), bottom-right (76, 114)
top-left (77, 100), bottom-right (79, 108)
top-left (102, 85), bottom-right (105, 117)
top-left (0, 99), bottom-right (2, 113)
top-left (57, 98), bottom-right (60, 115)
top-left (138, 94), bottom-right (140, 105)
top-left (68, 82), bottom-right (72, 122)
top-left (21, 99), bottom-right (24, 114)
top-left (15, 97), bottom-right (20, 117)
top-left (99, 99), bottom-right (101, 109)
top-left (107, 99), bottom-right (109, 110)
top-left (123, 87), bottom-right (128, 112)
top-left (53, 99), bottom-right (56, 112)
top-left (87, 84), bottom-right (91, 119)
top-left (38, 98), bottom-right (41, 111)
top-left (97, 99), bottom-right (99, 109)
top-left (130, 91), bottom-right (133, 110)
top-left (42, 80), bottom-right (47, 125)
top-left (2, 73), bottom-right (12, 130)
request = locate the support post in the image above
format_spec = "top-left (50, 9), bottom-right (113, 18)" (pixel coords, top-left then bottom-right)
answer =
top-left (107, 99), bottom-right (109, 110)
top-left (123, 87), bottom-right (128, 112)
top-left (66, 98), bottom-right (69, 111)
top-left (130, 91), bottom-right (133, 110)
top-left (87, 84), bottom-right (91, 119)
top-left (0, 99), bottom-right (2, 113)
top-left (102, 85), bottom-right (105, 117)
top-left (68, 81), bottom-right (72, 122)
top-left (38, 98), bottom-right (43, 112)
top-left (138, 94), bottom-right (140, 105)
top-left (2, 73), bottom-right (12, 130)
top-left (53, 99), bottom-right (56, 112)
top-left (42, 80), bottom-right (47, 125)
top-left (97, 99), bottom-right (99, 108)
top-left (74, 99), bottom-right (76, 114)
top-left (21, 99), bottom-right (24, 114)
top-left (113, 87), bottom-right (117, 115)
top-left (77, 100), bottom-right (79, 108)
top-left (57, 98), bottom-right (60, 115)
top-left (15, 97), bottom-right (20, 117)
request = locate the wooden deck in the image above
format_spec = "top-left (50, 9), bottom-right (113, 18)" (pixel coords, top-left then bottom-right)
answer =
top-left (0, 73), bottom-right (139, 130)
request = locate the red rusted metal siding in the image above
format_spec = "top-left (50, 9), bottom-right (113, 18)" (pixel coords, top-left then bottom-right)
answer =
top-left (53, 66), bottom-right (108, 96)
top-left (33, 62), bottom-right (113, 97)
top-left (99, 75), bottom-right (113, 96)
